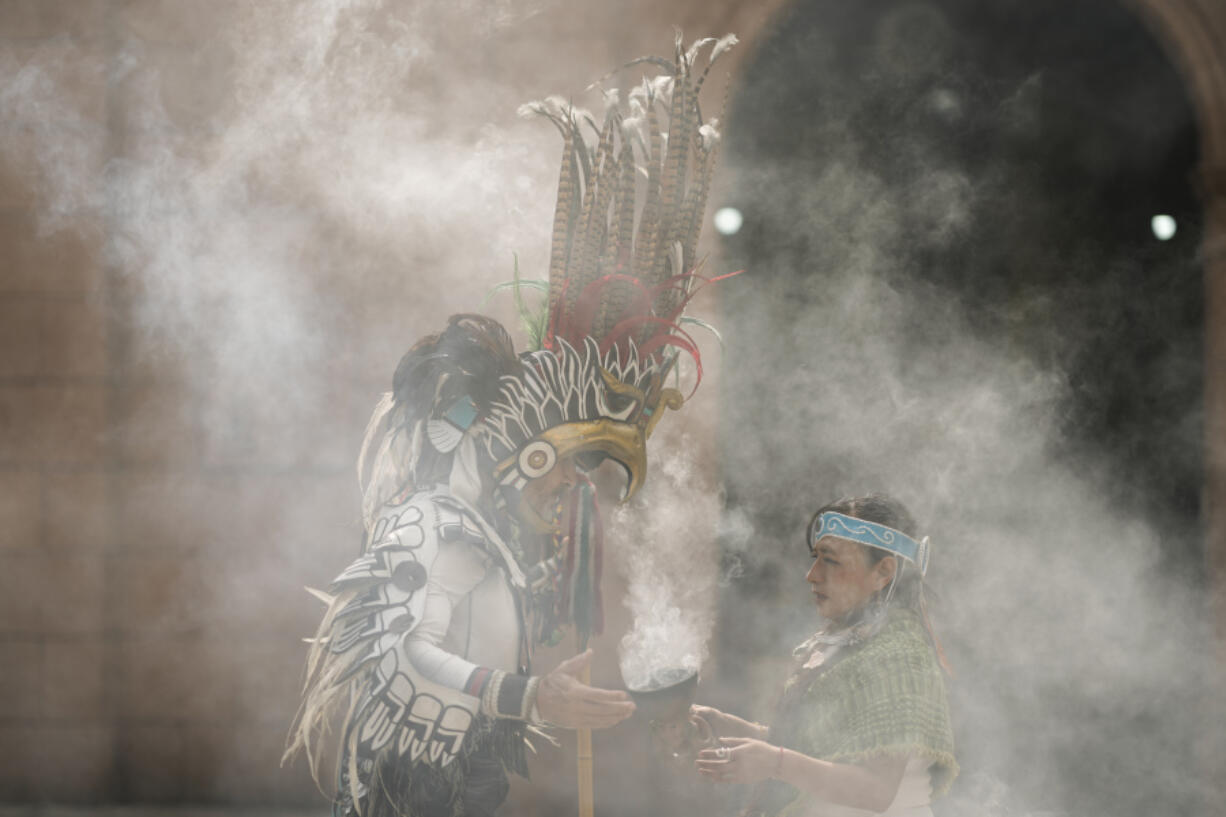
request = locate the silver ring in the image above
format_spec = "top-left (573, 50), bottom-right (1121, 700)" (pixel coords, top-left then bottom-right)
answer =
top-left (715, 747), bottom-right (729, 759)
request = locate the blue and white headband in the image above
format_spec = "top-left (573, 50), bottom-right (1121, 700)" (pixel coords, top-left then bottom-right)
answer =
top-left (811, 511), bottom-right (931, 577)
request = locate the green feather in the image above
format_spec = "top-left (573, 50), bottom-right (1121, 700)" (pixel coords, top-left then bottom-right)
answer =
top-left (484, 254), bottom-right (551, 350)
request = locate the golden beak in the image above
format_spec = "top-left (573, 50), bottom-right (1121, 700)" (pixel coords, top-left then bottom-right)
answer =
top-left (538, 419), bottom-right (647, 502)
top-left (493, 419), bottom-right (648, 503)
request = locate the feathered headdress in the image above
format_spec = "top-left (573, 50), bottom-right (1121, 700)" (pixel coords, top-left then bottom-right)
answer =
top-left (487, 32), bottom-right (739, 503)
top-left (356, 34), bottom-right (738, 535)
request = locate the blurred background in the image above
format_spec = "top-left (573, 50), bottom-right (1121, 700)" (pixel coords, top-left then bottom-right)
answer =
top-left (1, 1), bottom-right (1225, 815)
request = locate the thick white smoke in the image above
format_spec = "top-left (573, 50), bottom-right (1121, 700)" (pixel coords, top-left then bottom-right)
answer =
top-left (613, 441), bottom-right (721, 691)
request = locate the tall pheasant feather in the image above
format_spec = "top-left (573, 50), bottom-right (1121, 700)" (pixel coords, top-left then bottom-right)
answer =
top-left (519, 33), bottom-right (738, 365)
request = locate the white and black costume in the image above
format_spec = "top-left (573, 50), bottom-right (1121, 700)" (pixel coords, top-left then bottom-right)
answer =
top-left (325, 486), bottom-right (541, 817)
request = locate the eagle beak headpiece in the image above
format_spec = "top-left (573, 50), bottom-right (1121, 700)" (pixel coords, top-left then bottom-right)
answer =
top-left (481, 32), bottom-right (739, 507)
top-left (483, 337), bottom-right (685, 505)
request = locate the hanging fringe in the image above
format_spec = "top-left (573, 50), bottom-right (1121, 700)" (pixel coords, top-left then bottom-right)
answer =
top-left (548, 481), bottom-right (605, 651)
top-left (570, 480), bottom-right (604, 649)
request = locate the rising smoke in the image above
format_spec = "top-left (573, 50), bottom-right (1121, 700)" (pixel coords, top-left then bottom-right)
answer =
top-left (4, 1), bottom-right (566, 450)
top-left (614, 438), bottom-right (722, 692)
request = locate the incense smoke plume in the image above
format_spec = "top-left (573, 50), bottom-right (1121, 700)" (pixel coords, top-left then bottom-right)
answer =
top-left (614, 441), bottom-right (721, 691)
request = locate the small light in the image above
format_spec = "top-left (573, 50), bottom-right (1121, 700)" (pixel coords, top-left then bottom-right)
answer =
top-left (928, 88), bottom-right (962, 120)
top-left (714, 206), bottom-right (743, 236)
top-left (1151, 214), bottom-right (1176, 241)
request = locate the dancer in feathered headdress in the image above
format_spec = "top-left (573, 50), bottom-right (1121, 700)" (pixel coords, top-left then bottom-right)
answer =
top-left (286, 32), bottom-right (737, 817)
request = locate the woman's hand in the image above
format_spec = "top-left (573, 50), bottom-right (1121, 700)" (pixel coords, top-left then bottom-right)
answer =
top-left (535, 649), bottom-right (636, 729)
top-left (690, 705), bottom-right (768, 740)
top-left (695, 737), bottom-right (782, 784)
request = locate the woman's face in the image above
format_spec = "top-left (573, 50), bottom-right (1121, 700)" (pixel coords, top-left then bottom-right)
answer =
top-left (805, 535), bottom-right (895, 623)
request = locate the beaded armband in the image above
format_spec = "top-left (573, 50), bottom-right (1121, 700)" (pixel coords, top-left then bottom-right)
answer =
top-left (467, 667), bottom-right (540, 722)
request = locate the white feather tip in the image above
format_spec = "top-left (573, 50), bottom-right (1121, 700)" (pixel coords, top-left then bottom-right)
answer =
top-left (516, 101), bottom-right (542, 119)
top-left (711, 34), bottom-right (739, 64)
top-left (686, 37), bottom-right (716, 65)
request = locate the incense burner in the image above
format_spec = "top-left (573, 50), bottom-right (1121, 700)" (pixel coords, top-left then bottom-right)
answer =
top-left (626, 668), bottom-right (712, 759)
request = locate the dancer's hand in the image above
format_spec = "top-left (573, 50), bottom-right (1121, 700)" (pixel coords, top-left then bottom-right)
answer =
top-left (536, 649), bottom-right (636, 729)
top-left (690, 705), bottom-right (768, 740)
top-left (696, 737), bottom-right (781, 784)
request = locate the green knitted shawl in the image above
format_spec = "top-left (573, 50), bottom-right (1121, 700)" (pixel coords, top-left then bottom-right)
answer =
top-left (770, 608), bottom-right (958, 814)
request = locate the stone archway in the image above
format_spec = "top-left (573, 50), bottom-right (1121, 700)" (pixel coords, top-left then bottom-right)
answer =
top-left (1129, 0), bottom-right (1226, 658)
top-left (1127, 2), bottom-right (1226, 810)
top-left (693, 0), bottom-right (1226, 812)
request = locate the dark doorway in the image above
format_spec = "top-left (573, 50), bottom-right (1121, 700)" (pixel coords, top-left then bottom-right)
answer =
top-left (713, 1), bottom-right (1205, 815)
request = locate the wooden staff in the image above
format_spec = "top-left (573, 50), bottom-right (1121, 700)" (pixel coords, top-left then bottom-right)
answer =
top-left (570, 480), bottom-right (600, 817)
top-left (577, 659), bottom-right (594, 817)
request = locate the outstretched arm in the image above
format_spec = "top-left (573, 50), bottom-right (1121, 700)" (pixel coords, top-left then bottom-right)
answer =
top-left (535, 649), bottom-right (636, 728)
top-left (408, 543), bottom-right (633, 728)
top-left (696, 738), bottom-right (908, 813)
top-left (689, 704), bottom-right (769, 740)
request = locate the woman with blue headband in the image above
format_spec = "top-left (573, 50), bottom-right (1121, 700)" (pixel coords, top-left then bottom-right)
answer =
top-left (693, 494), bottom-right (957, 817)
